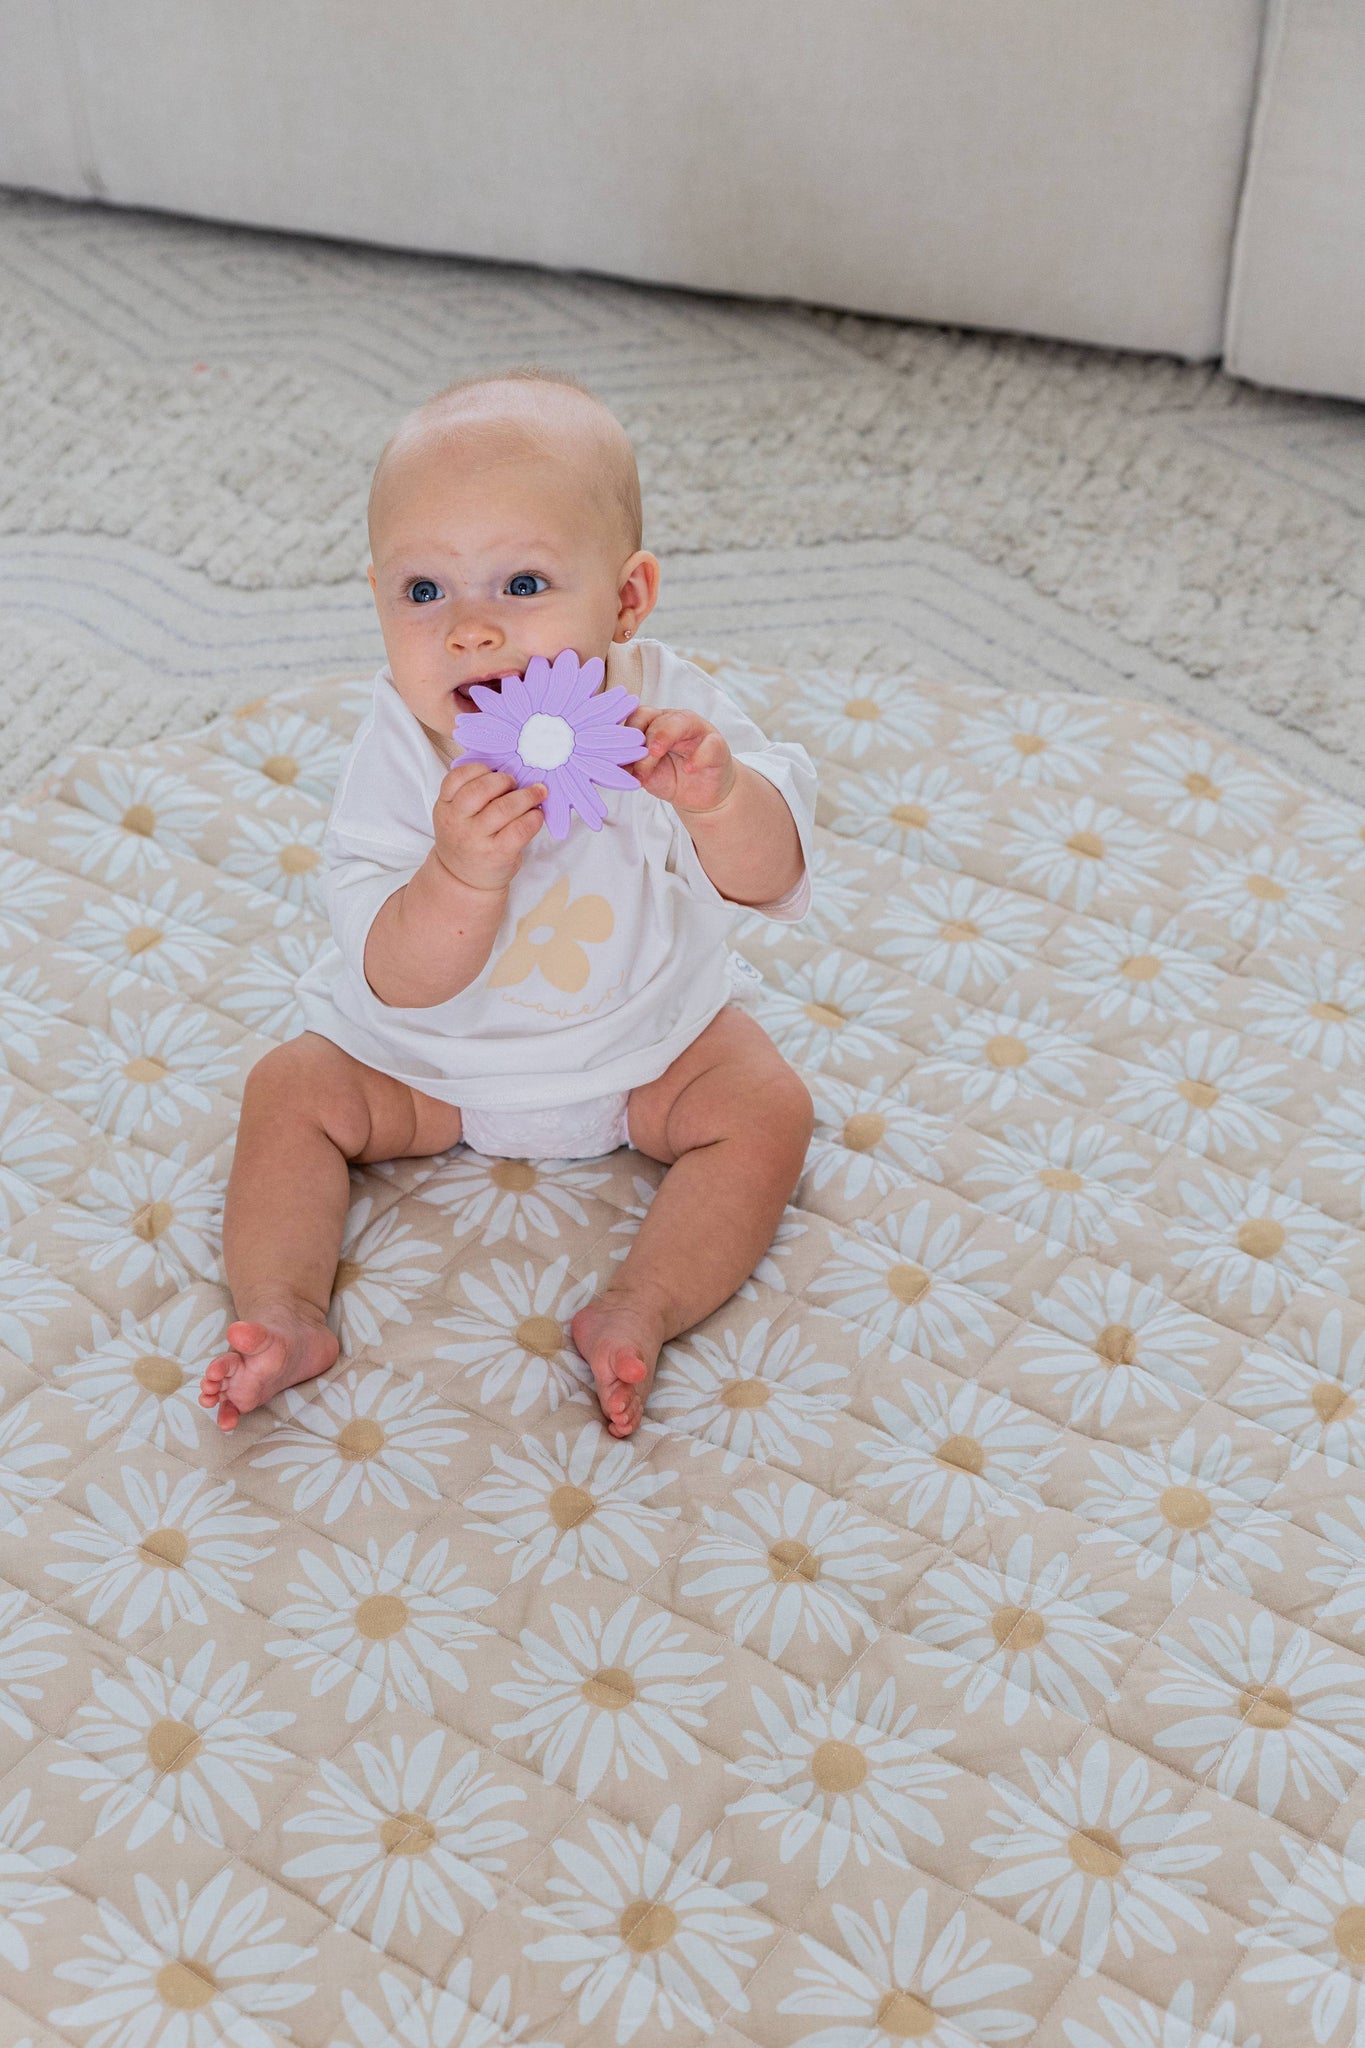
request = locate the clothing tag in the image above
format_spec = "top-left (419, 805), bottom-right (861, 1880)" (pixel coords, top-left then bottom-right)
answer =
top-left (729, 951), bottom-right (764, 985)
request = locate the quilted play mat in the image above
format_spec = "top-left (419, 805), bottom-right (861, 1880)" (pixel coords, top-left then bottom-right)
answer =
top-left (5, 648), bottom-right (1365, 2048)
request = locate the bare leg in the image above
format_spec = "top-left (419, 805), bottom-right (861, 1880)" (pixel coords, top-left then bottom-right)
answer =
top-left (572, 1007), bottom-right (813, 1436)
top-left (198, 1033), bottom-right (462, 1431)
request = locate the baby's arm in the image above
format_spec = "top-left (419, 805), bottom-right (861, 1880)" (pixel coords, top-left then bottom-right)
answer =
top-left (364, 760), bottom-right (546, 1007)
top-left (629, 705), bottom-right (804, 906)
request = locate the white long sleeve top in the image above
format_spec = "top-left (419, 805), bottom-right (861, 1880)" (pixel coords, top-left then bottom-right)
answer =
top-left (295, 636), bottom-right (817, 1110)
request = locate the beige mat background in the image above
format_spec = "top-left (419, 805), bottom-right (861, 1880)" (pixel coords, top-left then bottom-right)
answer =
top-left (1, 183), bottom-right (1364, 808)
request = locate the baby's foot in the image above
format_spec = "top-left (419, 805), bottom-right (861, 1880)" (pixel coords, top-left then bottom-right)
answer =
top-left (199, 1301), bottom-right (339, 1432)
top-left (571, 1292), bottom-right (666, 1438)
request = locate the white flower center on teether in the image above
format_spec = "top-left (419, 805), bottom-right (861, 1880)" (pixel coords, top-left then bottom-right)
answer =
top-left (517, 713), bottom-right (575, 770)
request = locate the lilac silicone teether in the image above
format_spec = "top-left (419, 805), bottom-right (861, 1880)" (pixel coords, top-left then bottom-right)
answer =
top-left (452, 646), bottom-right (648, 839)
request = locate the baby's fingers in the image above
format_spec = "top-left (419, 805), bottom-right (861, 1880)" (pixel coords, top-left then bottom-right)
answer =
top-left (484, 781), bottom-right (548, 834)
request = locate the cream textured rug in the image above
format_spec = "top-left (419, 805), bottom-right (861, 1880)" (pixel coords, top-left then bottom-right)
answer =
top-left (4, 640), bottom-right (1365, 2046)
top-left (2, 184), bottom-right (1365, 808)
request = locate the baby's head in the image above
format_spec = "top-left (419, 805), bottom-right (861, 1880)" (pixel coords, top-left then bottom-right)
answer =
top-left (366, 368), bottom-right (659, 756)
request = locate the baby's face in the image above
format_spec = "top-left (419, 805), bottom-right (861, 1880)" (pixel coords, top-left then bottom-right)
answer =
top-left (367, 441), bottom-right (652, 760)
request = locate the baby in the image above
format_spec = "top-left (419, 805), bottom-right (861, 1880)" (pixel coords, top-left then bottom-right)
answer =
top-left (198, 368), bottom-right (817, 1439)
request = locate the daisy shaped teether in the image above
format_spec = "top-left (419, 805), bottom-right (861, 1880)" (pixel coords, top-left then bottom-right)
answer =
top-left (452, 647), bottom-right (648, 839)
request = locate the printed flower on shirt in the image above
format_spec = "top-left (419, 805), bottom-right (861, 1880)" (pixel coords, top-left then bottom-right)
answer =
top-left (487, 874), bottom-right (615, 994)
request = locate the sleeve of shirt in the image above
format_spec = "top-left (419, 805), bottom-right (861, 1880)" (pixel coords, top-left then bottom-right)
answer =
top-left (654, 652), bottom-right (818, 923)
top-left (319, 707), bottom-right (435, 984)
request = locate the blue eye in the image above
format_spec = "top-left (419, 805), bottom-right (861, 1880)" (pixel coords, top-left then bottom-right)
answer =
top-left (507, 573), bottom-right (548, 597)
top-left (408, 579), bottom-right (441, 603)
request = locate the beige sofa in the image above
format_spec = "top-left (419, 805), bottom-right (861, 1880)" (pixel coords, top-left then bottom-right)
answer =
top-left (1, 0), bottom-right (1360, 401)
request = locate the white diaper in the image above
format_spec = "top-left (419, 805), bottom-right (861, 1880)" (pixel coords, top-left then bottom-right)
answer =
top-left (459, 1091), bottom-right (632, 1162)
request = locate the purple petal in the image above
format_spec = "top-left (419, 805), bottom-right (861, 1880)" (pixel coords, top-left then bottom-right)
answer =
top-left (467, 684), bottom-right (508, 715)
top-left (581, 687), bottom-right (639, 724)
top-left (535, 648), bottom-right (577, 716)
top-left (540, 780), bottom-right (572, 839)
top-left (573, 728), bottom-right (648, 764)
top-left (580, 760), bottom-right (642, 793)
top-left (560, 762), bottom-right (608, 826)
top-left (565, 656), bottom-right (605, 712)
top-left (500, 672), bottom-right (535, 722)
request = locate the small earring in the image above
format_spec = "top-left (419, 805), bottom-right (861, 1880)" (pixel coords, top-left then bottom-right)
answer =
top-left (623, 627), bottom-right (633, 640)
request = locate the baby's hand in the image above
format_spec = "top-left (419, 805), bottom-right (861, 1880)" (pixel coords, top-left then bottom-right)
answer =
top-left (626, 706), bottom-right (736, 815)
top-left (432, 760), bottom-right (546, 892)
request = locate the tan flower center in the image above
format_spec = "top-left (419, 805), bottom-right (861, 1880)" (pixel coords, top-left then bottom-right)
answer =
top-left (146, 1718), bottom-right (202, 1773)
top-left (1313, 1382), bottom-right (1356, 1425)
top-left (1247, 873), bottom-right (1286, 902)
top-left (936, 1434), bottom-right (984, 1476)
top-left (124, 925), bottom-right (164, 956)
top-left (1238, 1684), bottom-right (1294, 1731)
top-left (261, 754), bottom-right (299, 785)
top-left (1012, 733), bottom-right (1048, 757)
top-left (1069, 1826), bottom-right (1124, 1879)
top-left (1039, 1167), bottom-right (1083, 1191)
top-left (1067, 831), bottom-right (1105, 860)
top-left (1184, 772), bottom-right (1220, 799)
top-left (332, 1255), bottom-right (361, 1293)
top-left (887, 1262), bottom-right (931, 1306)
top-left (1336, 1907), bottom-right (1365, 1967)
top-left (582, 1666), bottom-right (636, 1710)
top-left (991, 1604), bottom-right (1046, 1650)
top-left (721, 1379), bottom-right (771, 1411)
top-left (1095, 1323), bottom-right (1137, 1367)
top-left (354, 1593), bottom-right (408, 1639)
top-left (939, 918), bottom-right (980, 943)
top-left (844, 697), bottom-right (881, 721)
top-left (1177, 1078), bottom-right (1220, 1109)
top-left (156, 1960), bottom-right (217, 2010)
top-left (619, 1899), bottom-right (678, 1953)
top-left (548, 1484), bottom-right (596, 1529)
top-left (122, 803), bottom-right (156, 837)
top-left (842, 1112), bottom-right (886, 1152)
top-left (1160, 1485), bottom-right (1212, 1530)
top-left (123, 1056), bottom-right (169, 1085)
top-left (890, 802), bottom-right (929, 829)
top-left (876, 1989), bottom-right (937, 2037)
top-left (769, 1538), bottom-right (821, 1583)
top-left (133, 1353), bottom-right (183, 1396)
top-left (804, 1001), bottom-right (847, 1029)
top-left (279, 843), bottom-right (319, 875)
top-left (490, 1159), bottom-right (537, 1192)
top-left (380, 1810), bottom-right (436, 1856)
top-left (811, 1739), bottom-right (868, 1793)
top-left (517, 1315), bottom-right (564, 1357)
top-left (131, 1200), bottom-right (174, 1243)
top-left (336, 1418), bottom-right (385, 1462)
top-left (1120, 953), bottom-right (1162, 981)
top-left (138, 1527), bottom-right (188, 1568)
top-left (1311, 1000), bottom-right (1351, 1023)
top-left (985, 1033), bottom-right (1028, 1068)
top-left (1237, 1218), bottom-right (1285, 1260)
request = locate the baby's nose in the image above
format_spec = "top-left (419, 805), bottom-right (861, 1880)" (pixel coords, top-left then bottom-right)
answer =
top-left (447, 619), bottom-right (502, 648)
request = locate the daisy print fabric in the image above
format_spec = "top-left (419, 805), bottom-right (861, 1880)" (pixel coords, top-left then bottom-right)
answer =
top-left (6, 646), bottom-right (1365, 2048)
